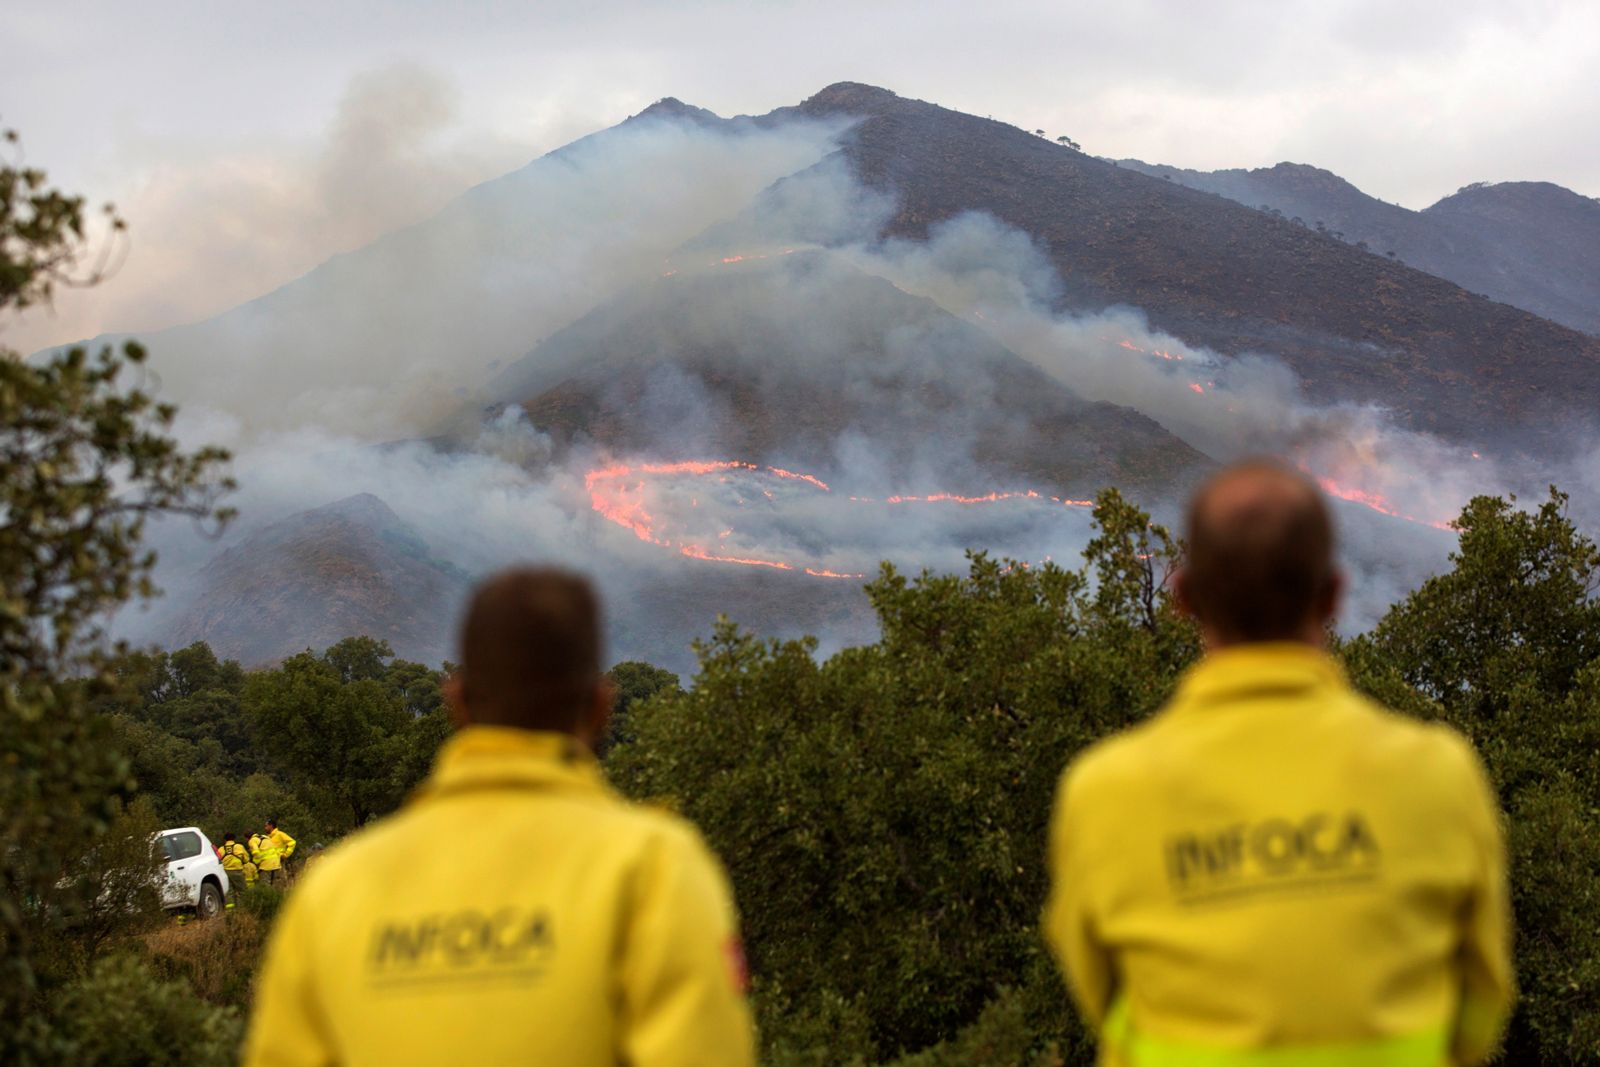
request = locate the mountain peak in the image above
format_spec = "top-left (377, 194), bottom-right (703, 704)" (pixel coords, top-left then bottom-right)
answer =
top-left (800, 82), bottom-right (903, 116)
top-left (1429, 180), bottom-right (1600, 214)
top-left (304, 492), bottom-right (402, 528)
top-left (629, 97), bottom-right (724, 125)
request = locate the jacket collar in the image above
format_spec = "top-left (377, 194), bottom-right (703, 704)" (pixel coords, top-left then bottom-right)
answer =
top-left (412, 726), bottom-right (608, 802)
top-left (1170, 642), bottom-right (1347, 710)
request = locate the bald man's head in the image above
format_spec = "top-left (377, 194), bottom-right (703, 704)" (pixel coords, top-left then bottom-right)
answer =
top-left (1179, 460), bottom-right (1340, 645)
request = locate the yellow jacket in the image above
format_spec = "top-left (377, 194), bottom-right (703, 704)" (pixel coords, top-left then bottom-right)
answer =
top-left (267, 826), bottom-right (297, 860)
top-left (253, 832), bottom-right (282, 872)
top-left (244, 726), bottom-right (755, 1067)
top-left (218, 841), bottom-right (250, 872)
top-left (1044, 643), bottom-right (1512, 1067)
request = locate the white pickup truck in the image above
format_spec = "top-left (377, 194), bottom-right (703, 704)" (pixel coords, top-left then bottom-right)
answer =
top-left (157, 826), bottom-right (229, 919)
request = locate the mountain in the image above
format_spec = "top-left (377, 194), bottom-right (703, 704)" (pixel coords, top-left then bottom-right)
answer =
top-left (50, 100), bottom-right (837, 433)
top-left (486, 251), bottom-right (1207, 496)
top-left (782, 83), bottom-right (1599, 453)
top-left (54, 81), bottom-right (1600, 455)
top-left (163, 494), bottom-right (470, 666)
top-left (1423, 181), bottom-right (1600, 334)
top-left (1116, 160), bottom-right (1600, 337)
top-left (70, 80), bottom-right (1600, 666)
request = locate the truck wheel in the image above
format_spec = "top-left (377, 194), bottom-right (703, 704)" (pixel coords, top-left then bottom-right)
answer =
top-left (197, 881), bottom-right (224, 920)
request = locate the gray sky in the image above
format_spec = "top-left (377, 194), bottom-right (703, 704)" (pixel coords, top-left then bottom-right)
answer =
top-left (4, 0), bottom-right (1597, 353)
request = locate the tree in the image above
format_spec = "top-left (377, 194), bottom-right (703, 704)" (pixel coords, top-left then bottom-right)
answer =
top-left (242, 639), bottom-right (450, 831)
top-left (0, 130), bottom-right (234, 1064)
top-left (1343, 488), bottom-right (1600, 1061)
top-left (244, 650), bottom-right (409, 829)
top-left (1360, 489), bottom-right (1600, 730)
top-left (324, 635), bottom-right (394, 684)
top-left (600, 660), bottom-right (682, 755)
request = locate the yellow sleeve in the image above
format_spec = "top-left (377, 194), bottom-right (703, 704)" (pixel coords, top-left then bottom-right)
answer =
top-left (280, 830), bottom-right (297, 857)
top-left (1449, 738), bottom-right (1514, 1066)
top-left (243, 874), bottom-right (338, 1067)
top-left (1042, 766), bottom-right (1115, 1027)
top-left (617, 825), bottom-right (756, 1067)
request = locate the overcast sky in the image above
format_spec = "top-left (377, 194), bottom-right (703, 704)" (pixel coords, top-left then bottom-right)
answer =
top-left (4, 0), bottom-right (1597, 352)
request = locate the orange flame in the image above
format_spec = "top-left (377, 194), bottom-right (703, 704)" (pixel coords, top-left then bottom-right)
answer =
top-left (587, 459), bottom-right (1102, 580)
top-left (1313, 474), bottom-right (1454, 532)
top-left (586, 456), bottom-right (1457, 581)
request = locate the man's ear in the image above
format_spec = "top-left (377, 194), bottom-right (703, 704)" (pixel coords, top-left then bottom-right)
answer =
top-left (578, 679), bottom-right (616, 750)
top-left (1320, 570), bottom-right (1345, 627)
top-left (1172, 568), bottom-right (1197, 619)
top-left (444, 673), bottom-right (471, 728)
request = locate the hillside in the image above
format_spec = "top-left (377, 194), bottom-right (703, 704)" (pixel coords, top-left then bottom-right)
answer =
top-left (787, 83), bottom-right (1600, 453)
top-left (47, 101), bottom-right (835, 433)
top-left (52, 81), bottom-right (1600, 455)
top-left (1424, 181), bottom-right (1600, 333)
top-left (163, 494), bottom-right (470, 666)
top-left (486, 251), bottom-right (1209, 497)
top-left (1118, 159), bottom-right (1600, 336)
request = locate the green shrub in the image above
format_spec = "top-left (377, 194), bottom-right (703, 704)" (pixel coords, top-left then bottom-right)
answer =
top-left (42, 955), bottom-right (242, 1067)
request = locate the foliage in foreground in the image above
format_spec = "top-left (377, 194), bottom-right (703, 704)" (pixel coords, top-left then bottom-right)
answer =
top-left (0, 132), bottom-right (234, 1065)
top-left (33, 955), bottom-right (242, 1067)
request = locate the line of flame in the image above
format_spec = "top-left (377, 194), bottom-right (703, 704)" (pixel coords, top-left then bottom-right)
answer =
top-left (588, 454), bottom-right (1457, 581)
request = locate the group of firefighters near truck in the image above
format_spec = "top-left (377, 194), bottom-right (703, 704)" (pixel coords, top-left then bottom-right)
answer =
top-left (213, 819), bottom-right (297, 897)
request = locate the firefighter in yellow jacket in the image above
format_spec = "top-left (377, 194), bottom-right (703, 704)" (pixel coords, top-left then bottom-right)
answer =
top-left (216, 832), bottom-right (254, 901)
top-left (252, 828), bottom-right (284, 885)
top-left (264, 819), bottom-right (296, 879)
top-left (1045, 460), bottom-right (1512, 1067)
top-left (244, 568), bottom-right (755, 1067)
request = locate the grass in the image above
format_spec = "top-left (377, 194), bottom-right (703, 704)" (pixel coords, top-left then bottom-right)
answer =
top-left (142, 903), bottom-right (270, 1009)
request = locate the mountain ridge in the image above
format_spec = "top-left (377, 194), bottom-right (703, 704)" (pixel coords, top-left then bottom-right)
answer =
top-left (766, 83), bottom-right (1600, 452)
top-left (1116, 158), bottom-right (1600, 336)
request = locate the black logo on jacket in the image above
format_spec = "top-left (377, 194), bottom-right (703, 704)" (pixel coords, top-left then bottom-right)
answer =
top-left (367, 907), bottom-right (554, 989)
top-left (1165, 811), bottom-right (1380, 904)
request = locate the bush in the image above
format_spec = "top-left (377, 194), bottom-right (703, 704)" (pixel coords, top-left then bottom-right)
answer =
top-left (40, 955), bottom-right (242, 1067)
top-left (231, 882), bottom-right (287, 928)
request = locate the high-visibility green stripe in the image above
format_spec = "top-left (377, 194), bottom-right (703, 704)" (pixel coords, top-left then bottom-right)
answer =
top-left (1103, 1000), bottom-right (1449, 1067)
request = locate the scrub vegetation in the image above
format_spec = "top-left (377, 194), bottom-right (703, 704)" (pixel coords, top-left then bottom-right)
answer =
top-left (5, 137), bottom-right (1599, 1066)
